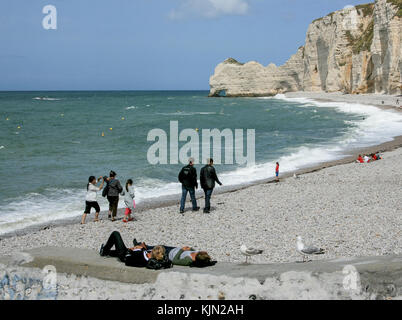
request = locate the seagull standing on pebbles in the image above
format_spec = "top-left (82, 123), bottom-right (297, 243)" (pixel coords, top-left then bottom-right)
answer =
top-left (240, 245), bottom-right (263, 264)
top-left (296, 236), bottom-right (325, 262)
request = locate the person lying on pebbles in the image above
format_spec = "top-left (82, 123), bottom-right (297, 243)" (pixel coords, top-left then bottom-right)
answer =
top-left (133, 238), bottom-right (217, 268)
top-left (99, 231), bottom-right (165, 267)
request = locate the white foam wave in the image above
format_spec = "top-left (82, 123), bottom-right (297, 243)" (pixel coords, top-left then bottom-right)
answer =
top-left (33, 97), bottom-right (62, 101)
top-left (126, 106), bottom-right (137, 110)
top-left (156, 111), bottom-right (217, 116)
top-left (273, 94), bottom-right (402, 148)
top-left (0, 146), bottom-right (4, 150)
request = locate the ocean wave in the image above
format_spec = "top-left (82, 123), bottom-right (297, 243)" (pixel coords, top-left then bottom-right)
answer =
top-left (273, 94), bottom-right (402, 148)
top-left (156, 111), bottom-right (218, 116)
top-left (32, 97), bottom-right (62, 101)
top-left (0, 146), bottom-right (4, 150)
top-left (126, 106), bottom-right (137, 110)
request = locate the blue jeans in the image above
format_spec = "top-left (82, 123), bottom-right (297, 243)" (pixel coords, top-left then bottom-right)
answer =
top-left (180, 186), bottom-right (197, 211)
top-left (204, 189), bottom-right (213, 211)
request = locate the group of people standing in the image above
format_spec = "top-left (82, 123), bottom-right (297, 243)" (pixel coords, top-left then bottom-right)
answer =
top-left (81, 170), bottom-right (135, 224)
top-left (81, 158), bottom-right (223, 224)
top-left (178, 157), bottom-right (222, 214)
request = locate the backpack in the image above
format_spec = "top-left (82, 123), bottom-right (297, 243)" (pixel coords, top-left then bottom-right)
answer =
top-left (102, 184), bottom-right (109, 197)
top-left (146, 255), bottom-right (172, 270)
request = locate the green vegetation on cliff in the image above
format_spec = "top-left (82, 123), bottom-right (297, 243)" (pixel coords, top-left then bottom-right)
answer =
top-left (224, 58), bottom-right (244, 65)
top-left (387, 0), bottom-right (402, 17)
top-left (345, 20), bottom-right (374, 54)
top-left (355, 3), bottom-right (375, 16)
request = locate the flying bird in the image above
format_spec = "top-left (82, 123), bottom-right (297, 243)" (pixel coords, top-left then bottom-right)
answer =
top-left (240, 245), bottom-right (263, 264)
top-left (296, 236), bottom-right (325, 262)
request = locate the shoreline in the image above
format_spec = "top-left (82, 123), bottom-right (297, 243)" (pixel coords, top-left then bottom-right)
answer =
top-left (1, 92), bottom-right (402, 240)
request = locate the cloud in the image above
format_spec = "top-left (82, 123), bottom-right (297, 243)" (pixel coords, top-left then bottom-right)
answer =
top-left (169, 0), bottom-right (250, 20)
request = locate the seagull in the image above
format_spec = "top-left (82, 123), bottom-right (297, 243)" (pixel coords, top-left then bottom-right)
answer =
top-left (240, 245), bottom-right (263, 264)
top-left (296, 236), bottom-right (325, 262)
top-left (293, 173), bottom-right (299, 179)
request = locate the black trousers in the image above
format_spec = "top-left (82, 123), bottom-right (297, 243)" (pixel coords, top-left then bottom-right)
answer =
top-left (103, 231), bottom-right (128, 261)
top-left (107, 196), bottom-right (119, 217)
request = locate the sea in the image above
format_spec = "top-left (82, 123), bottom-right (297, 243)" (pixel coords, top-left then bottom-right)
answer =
top-left (1, 91), bottom-right (401, 235)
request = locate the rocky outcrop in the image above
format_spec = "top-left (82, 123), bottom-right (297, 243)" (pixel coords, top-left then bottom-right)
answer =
top-left (209, 0), bottom-right (402, 97)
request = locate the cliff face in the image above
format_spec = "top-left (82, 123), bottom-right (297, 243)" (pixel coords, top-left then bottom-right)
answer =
top-left (209, 0), bottom-right (402, 97)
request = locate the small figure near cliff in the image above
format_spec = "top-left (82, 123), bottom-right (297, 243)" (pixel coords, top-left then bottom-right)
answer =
top-left (275, 162), bottom-right (280, 182)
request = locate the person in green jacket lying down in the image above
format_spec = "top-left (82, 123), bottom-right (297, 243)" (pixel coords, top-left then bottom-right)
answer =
top-left (169, 246), bottom-right (213, 267)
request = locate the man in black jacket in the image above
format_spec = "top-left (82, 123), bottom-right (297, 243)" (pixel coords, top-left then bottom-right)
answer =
top-left (178, 157), bottom-right (200, 214)
top-left (200, 158), bottom-right (222, 213)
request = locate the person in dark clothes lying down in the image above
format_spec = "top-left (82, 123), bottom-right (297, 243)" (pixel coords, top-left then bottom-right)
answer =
top-left (99, 231), bottom-right (165, 267)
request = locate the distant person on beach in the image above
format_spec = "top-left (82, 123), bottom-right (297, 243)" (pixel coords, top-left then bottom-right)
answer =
top-left (356, 155), bottom-right (364, 163)
top-left (275, 162), bottom-right (280, 181)
top-left (200, 158), bottom-right (222, 214)
top-left (104, 171), bottom-right (123, 221)
top-left (178, 157), bottom-right (199, 214)
top-left (121, 179), bottom-right (135, 223)
top-left (364, 155), bottom-right (370, 163)
top-left (99, 231), bottom-right (166, 267)
top-left (132, 238), bottom-right (216, 267)
top-left (81, 176), bottom-right (104, 224)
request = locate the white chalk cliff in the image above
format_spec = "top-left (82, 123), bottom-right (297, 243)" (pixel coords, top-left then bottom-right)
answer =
top-left (209, 0), bottom-right (402, 96)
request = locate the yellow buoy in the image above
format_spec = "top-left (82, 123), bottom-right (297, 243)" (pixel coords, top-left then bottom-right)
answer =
top-left (17, 126), bottom-right (21, 129)
top-left (121, 117), bottom-right (125, 120)
top-left (109, 128), bottom-right (113, 131)
top-left (6, 118), bottom-right (9, 121)
top-left (195, 128), bottom-right (199, 132)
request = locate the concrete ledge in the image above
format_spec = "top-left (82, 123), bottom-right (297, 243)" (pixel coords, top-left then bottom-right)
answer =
top-left (3, 247), bottom-right (399, 283)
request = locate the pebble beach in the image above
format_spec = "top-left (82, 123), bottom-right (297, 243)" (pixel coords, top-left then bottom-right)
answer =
top-left (1, 141), bottom-right (401, 265)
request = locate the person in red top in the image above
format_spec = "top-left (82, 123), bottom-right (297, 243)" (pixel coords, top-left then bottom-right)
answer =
top-left (275, 162), bottom-right (280, 181)
top-left (372, 153), bottom-right (378, 161)
top-left (356, 155), bottom-right (364, 163)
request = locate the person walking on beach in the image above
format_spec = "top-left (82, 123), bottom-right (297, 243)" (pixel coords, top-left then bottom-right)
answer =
top-left (275, 162), bottom-right (280, 182)
top-left (178, 157), bottom-right (199, 214)
top-left (200, 158), bottom-right (222, 214)
top-left (81, 176), bottom-right (104, 224)
top-left (121, 179), bottom-right (135, 223)
top-left (105, 170), bottom-right (123, 221)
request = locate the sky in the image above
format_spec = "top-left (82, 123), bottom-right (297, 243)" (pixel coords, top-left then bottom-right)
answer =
top-left (0, 0), bottom-right (372, 91)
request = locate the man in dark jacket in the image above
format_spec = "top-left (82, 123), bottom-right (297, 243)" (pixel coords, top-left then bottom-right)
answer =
top-left (200, 158), bottom-right (222, 213)
top-left (105, 170), bottom-right (123, 221)
top-left (178, 157), bottom-right (199, 214)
